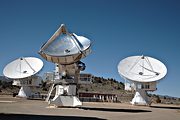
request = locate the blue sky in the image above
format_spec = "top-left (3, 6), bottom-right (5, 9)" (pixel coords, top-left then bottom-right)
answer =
top-left (0, 0), bottom-right (180, 97)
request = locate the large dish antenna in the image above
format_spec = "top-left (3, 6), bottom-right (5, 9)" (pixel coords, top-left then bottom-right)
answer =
top-left (39, 24), bottom-right (91, 65)
top-left (118, 55), bottom-right (167, 106)
top-left (118, 55), bottom-right (167, 82)
top-left (3, 57), bottom-right (43, 79)
top-left (39, 24), bottom-right (92, 107)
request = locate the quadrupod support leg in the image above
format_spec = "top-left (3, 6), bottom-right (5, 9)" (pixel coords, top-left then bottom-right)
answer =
top-left (48, 84), bottom-right (82, 107)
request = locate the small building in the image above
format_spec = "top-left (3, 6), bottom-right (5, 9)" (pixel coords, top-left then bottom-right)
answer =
top-left (79, 73), bottom-right (93, 84)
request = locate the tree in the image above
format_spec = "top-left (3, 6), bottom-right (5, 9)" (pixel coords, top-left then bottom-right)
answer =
top-left (164, 96), bottom-right (167, 99)
top-left (156, 96), bottom-right (161, 103)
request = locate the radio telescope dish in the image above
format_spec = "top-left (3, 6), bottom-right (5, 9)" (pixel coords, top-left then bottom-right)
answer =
top-left (39, 24), bottom-right (92, 107)
top-left (3, 57), bottom-right (43, 79)
top-left (3, 57), bottom-right (43, 98)
top-left (118, 55), bottom-right (167, 106)
top-left (39, 24), bottom-right (91, 65)
top-left (118, 55), bottom-right (167, 82)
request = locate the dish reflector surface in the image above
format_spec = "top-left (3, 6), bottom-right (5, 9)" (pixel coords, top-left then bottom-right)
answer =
top-left (39, 24), bottom-right (91, 64)
top-left (118, 56), bottom-right (167, 82)
top-left (43, 33), bottom-right (91, 57)
top-left (3, 57), bottom-right (43, 79)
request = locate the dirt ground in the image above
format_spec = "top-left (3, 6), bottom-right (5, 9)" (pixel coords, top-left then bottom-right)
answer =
top-left (0, 95), bottom-right (180, 120)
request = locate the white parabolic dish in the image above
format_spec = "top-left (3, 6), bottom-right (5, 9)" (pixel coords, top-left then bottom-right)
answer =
top-left (3, 57), bottom-right (43, 79)
top-left (118, 56), bottom-right (167, 82)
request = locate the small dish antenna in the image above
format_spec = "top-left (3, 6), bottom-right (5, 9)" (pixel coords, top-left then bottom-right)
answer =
top-left (118, 55), bottom-right (167, 105)
top-left (3, 57), bottom-right (43, 98)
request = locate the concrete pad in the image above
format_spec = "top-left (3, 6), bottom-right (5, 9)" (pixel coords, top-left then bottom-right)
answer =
top-left (0, 95), bottom-right (180, 120)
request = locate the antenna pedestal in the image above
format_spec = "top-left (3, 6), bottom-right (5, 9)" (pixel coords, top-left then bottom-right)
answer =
top-left (49, 85), bottom-right (82, 107)
top-left (131, 89), bottom-right (150, 106)
top-left (46, 63), bottom-right (82, 107)
top-left (13, 76), bottom-right (42, 98)
top-left (18, 86), bottom-right (31, 98)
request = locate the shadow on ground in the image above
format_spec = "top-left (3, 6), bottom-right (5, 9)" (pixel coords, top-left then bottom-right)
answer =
top-left (151, 106), bottom-right (180, 110)
top-left (0, 113), bottom-right (106, 120)
top-left (79, 107), bottom-right (151, 113)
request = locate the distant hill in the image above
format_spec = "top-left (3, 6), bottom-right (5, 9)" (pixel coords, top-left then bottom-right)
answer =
top-left (79, 76), bottom-right (125, 94)
top-left (0, 76), bottom-right (12, 81)
top-left (0, 75), bottom-right (180, 105)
